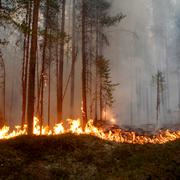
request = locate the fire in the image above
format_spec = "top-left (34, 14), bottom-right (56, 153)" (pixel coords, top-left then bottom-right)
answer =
top-left (0, 117), bottom-right (179, 144)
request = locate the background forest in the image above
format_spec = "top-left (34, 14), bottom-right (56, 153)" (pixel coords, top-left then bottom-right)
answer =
top-left (0, 0), bottom-right (180, 133)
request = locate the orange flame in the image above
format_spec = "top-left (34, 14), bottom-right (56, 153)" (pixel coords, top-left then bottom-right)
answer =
top-left (0, 117), bottom-right (179, 144)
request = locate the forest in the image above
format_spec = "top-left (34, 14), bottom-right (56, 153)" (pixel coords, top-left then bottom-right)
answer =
top-left (0, 0), bottom-right (180, 179)
top-left (0, 0), bottom-right (125, 135)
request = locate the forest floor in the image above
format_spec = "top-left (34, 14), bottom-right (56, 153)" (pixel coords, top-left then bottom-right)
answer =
top-left (0, 134), bottom-right (179, 180)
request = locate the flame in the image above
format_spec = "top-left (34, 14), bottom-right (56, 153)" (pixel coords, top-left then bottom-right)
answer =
top-left (0, 117), bottom-right (179, 144)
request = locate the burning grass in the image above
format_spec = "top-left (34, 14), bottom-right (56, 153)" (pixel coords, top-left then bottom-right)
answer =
top-left (0, 117), bottom-right (180, 178)
top-left (0, 117), bottom-right (180, 144)
top-left (0, 134), bottom-right (180, 179)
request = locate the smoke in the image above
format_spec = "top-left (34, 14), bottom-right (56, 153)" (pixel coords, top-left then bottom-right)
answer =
top-left (1, 0), bottom-right (180, 129)
top-left (106, 0), bottom-right (180, 128)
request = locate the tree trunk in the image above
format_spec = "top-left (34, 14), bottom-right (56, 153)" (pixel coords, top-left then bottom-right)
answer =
top-left (40, 0), bottom-right (49, 134)
top-left (0, 50), bottom-right (5, 127)
top-left (156, 76), bottom-right (160, 126)
top-left (27, 0), bottom-right (40, 135)
top-left (56, 40), bottom-right (59, 123)
top-left (57, 0), bottom-right (66, 123)
top-left (99, 78), bottom-right (103, 120)
top-left (99, 25), bottom-right (103, 121)
top-left (178, 70), bottom-right (180, 118)
top-left (22, 1), bottom-right (32, 128)
top-left (70, 0), bottom-right (76, 118)
top-left (22, 24), bottom-right (27, 127)
top-left (81, 0), bottom-right (87, 130)
top-left (94, 7), bottom-right (99, 123)
top-left (89, 24), bottom-right (93, 119)
top-left (36, 49), bottom-right (40, 116)
top-left (48, 30), bottom-right (52, 127)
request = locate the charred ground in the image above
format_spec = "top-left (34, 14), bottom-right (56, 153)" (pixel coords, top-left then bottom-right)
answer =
top-left (0, 134), bottom-right (179, 180)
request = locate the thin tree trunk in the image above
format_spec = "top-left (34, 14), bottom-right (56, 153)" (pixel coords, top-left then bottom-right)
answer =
top-left (3, 64), bottom-right (5, 125)
top-left (2, 53), bottom-right (5, 125)
top-left (99, 78), bottom-right (103, 120)
top-left (48, 30), bottom-right (52, 127)
top-left (56, 39), bottom-right (59, 122)
top-left (22, 1), bottom-right (32, 128)
top-left (94, 7), bottom-right (99, 123)
top-left (81, 0), bottom-right (87, 130)
top-left (89, 24), bottom-right (93, 119)
top-left (156, 76), bottom-right (160, 126)
top-left (57, 0), bottom-right (66, 123)
top-left (39, 0), bottom-right (49, 134)
top-left (99, 25), bottom-right (103, 121)
top-left (70, 0), bottom-right (76, 118)
top-left (36, 49), bottom-right (41, 116)
top-left (27, 0), bottom-right (40, 135)
top-left (22, 29), bottom-right (27, 127)
top-left (178, 69), bottom-right (180, 118)
top-left (0, 50), bottom-right (6, 127)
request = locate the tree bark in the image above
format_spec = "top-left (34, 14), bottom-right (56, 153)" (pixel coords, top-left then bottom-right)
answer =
top-left (39, 0), bottom-right (49, 134)
top-left (48, 30), bottom-right (52, 127)
top-left (156, 75), bottom-right (160, 126)
top-left (0, 50), bottom-right (5, 127)
top-left (27, 0), bottom-right (40, 135)
top-left (22, 1), bottom-right (32, 128)
top-left (94, 6), bottom-right (99, 123)
top-left (81, 0), bottom-right (87, 130)
top-left (57, 0), bottom-right (66, 123)
top-left (70, 0), bottom-right (76, 118)
top-left (99, 78), bottom-right (103, 120)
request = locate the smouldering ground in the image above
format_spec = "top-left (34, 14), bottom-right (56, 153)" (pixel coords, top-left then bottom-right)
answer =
top-left (0, 134), bottom-right (179, 180)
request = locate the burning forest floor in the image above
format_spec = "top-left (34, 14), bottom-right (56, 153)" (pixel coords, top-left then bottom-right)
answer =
top-left (0, 134), bottom-right (179, 180)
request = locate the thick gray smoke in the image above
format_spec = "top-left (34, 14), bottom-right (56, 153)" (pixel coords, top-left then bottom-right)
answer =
top-left (106, 0), bottom-right (180, 128)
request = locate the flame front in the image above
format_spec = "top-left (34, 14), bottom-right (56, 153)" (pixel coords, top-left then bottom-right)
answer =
top-left (0, 117), bottom-right (179, 144)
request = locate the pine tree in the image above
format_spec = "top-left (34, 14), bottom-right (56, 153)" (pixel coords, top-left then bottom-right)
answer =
top-left (96, 56), bottom-right (118, 120)
top-left (152, 70), bottom-right (166, 127)
top-left (81, 0), bottom-right (88, 129)
top-left (70, 0), bottom-right (77, 118)
top-left (21, 0), bottom-right (32, 128)
top-left (57, 0), bottom-right (66, 123)
top-left (0, 50), bottom-right (5, 127)
top-left (27, 0), bottom-right (40, 135)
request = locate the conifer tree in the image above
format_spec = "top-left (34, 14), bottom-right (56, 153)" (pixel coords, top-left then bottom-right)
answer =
top-left (27, 0), bottom-right (40, 135)
top-left (152, 70), bottom-right (166, 127)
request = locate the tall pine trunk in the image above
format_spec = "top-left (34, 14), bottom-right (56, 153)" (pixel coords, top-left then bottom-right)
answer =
top-left (40, 0), bottom-right (49, 134)
top-left (99, 25), bottom-right (103, 121)
top-left (99, 78), bottom-right (103, 120)
top-left (94, 7), bottom-right (99, 123)
top-left (0, 50), bottom-right (5, 127)
top-left (70, 0), bottom-right (76, 118)
top-left (22, 1), bottom-right (32, 128)
top-left (22, 18), bottom-right (27, 127)
top-left (81, 0), bottom-right (87, 130)
top-left (156, 76), bottom-right (160, 127)
top-left (27, 0), bottom-right (40, 135)
top-left (48, 30), bottom-right (52, 127)
top-left (57, 0), bottom-right (66, 123)
top-left (89, 24), bottom-right (93, 119)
